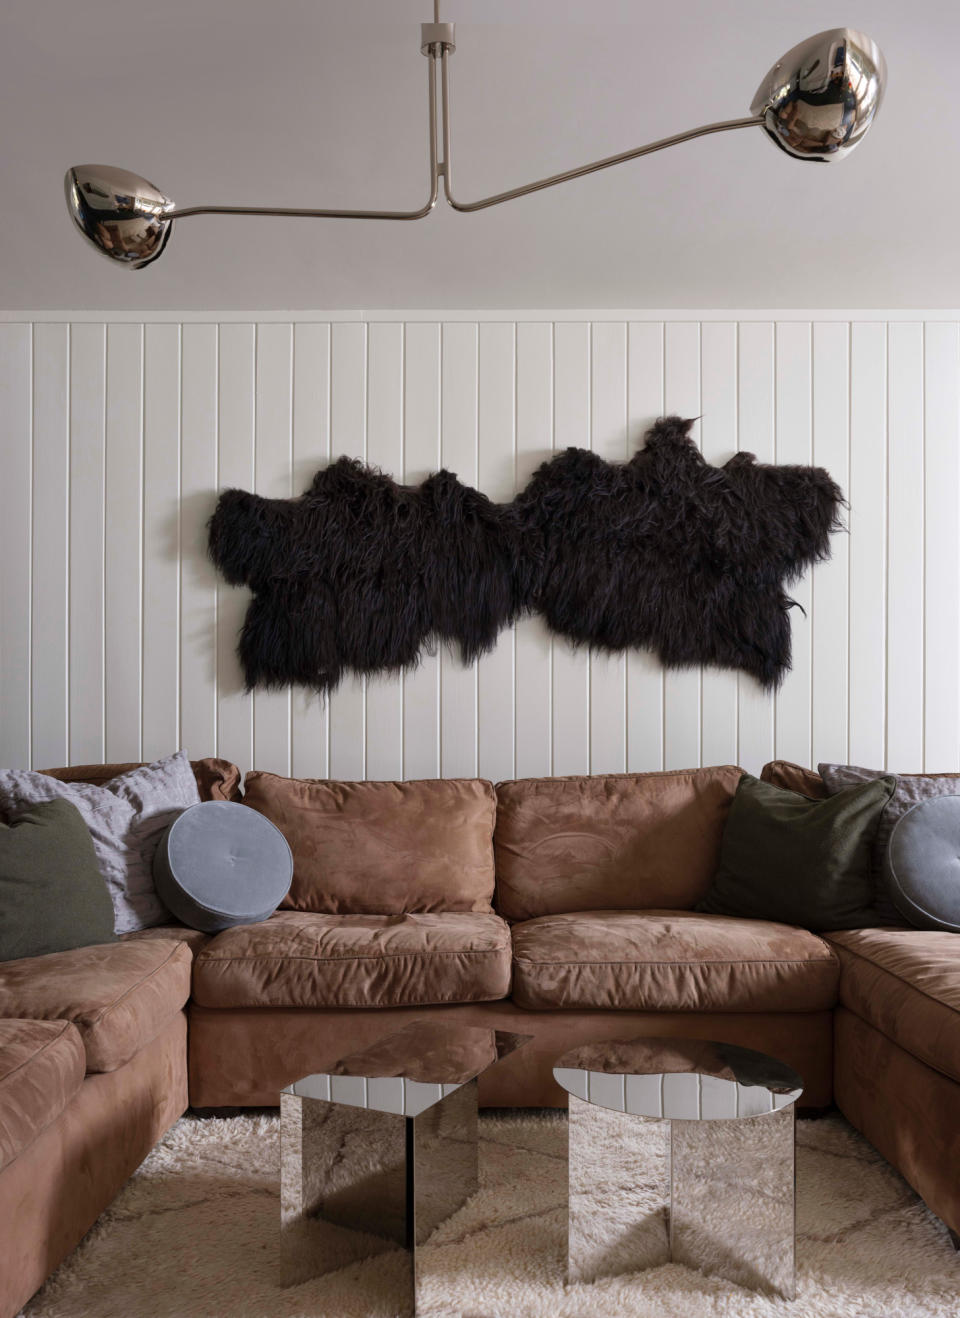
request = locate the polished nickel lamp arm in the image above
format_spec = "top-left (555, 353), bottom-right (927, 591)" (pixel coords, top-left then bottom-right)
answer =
top-left (64, 18), bottom-right (886, 269)
top-left (437, 47), bottom-right (761, 214)
top-left (167, 48), bottom-right (441, 222)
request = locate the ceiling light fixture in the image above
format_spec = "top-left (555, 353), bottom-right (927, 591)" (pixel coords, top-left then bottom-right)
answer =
top-left (64, 9), bottom-right (885, 270)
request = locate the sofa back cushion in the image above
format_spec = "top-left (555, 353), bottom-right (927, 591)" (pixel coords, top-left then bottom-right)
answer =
top-left (40, 757), bottom-right (242, 803)
top-left (759, 760), bottom-right (827, 798)
top-left (242, 772), bottom-right (497, 914)
top-left (494, 766), bottom-right (743, 921)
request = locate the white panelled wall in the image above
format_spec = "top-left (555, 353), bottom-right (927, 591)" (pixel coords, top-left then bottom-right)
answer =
top-left (1, 314), bottom-right (958, 780)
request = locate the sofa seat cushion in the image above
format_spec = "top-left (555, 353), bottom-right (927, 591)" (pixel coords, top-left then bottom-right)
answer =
top-left (0, 1019), bottom-right (85, 1172)
top-left (0, 940), bottom-right (191, 1073)
top-left (825, 928), bottom-right (960, 1084)
top-left (192, 911), bottom-right (512, 1009)
top-left (511, 910), bottom-right (839, 1012)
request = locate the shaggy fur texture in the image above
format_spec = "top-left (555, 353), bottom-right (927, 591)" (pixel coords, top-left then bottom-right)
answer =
top-left (208, 457), bottom-right (527, 691)
top-left (517, 416), bottom-right (844, 687)
top-left (22, 1110), bottom-right (959, 1318)
top-left (208, 417), bottom-right (844, 692)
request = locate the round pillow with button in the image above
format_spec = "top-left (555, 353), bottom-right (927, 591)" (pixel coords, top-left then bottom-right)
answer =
top-left (883, 795), bottom-right (960, 933)
top-left (152, 800), bottom-right (292, 933)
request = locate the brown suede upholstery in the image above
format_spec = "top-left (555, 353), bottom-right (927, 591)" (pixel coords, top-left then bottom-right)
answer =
top-left (243, 773), bottom-right (497, 914)
top-left (191, 911), bottom-right (512, 1009)
top-left (0, 1020), bottom-right (85, 1173)
top-left (187, 1001), bottom-right (835, 1110)
top-left (494, 767), bottom-right (743, 920)
top-left (121, 924), bottom-right (212, 956)
top-left (0, 940), bottom-right (191, 1073)
top-left (835, 1007), bottom-right (960, 1242)
top-left (0, 1012), bottom-right (187, 1318)
top-left (511, 910), bottom-right (839, 1012)
top-left (759, 760), bottom-right (828, 798)
top-left (40, 756), bottom-right (242, 802)
top-left (826, 928), bottom-right (960, 1084)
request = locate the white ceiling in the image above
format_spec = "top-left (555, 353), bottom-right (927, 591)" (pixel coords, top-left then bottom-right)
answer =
top-left (2, 0), bottom-right (957, 310)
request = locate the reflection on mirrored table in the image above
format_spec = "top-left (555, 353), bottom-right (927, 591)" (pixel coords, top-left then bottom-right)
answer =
top-left (280, 1021), bottom-right (529, 1317)
top-left (554, 1035), bottom-right (803, 1299)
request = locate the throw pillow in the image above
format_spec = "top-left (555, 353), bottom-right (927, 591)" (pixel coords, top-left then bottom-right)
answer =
top-left (696, 772), bottom-right (896, 931)
top-left (0, 798), bottom-right (116, 961)
top-left (0, 750), bottom-right (201, 933)
top-left (883, 796), bottom-right (960, 932)
top-left (242, 772), bottom-right (496, 914)
top-left (819, 762), bottom-right (960, 925)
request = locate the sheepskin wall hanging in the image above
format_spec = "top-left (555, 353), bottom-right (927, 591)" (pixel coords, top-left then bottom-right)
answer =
top-left (207, 416), bottom-right (843, 692)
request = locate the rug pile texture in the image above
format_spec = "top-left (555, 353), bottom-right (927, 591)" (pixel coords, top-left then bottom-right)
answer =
top-left (22, 1110), bottom-right (959, 1318)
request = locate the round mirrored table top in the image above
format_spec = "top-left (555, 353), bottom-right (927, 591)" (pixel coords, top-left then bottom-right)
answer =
top-left (553, 1036), bottom-right (803, 1121)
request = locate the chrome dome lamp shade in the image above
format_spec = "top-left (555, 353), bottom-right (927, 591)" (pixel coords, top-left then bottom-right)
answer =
top-left (64, 165), bottom-right (175, 268)
top-left (64, 14), bottom-right (886, 270)
top-left (751, 28), bottom-right (886, 161)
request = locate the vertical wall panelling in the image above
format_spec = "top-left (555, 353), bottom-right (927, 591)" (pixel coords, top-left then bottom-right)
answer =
top-left (515, 322), bottom-right (553, 779)
top-left (439, 322), bottom-right (479, 778)
top-left (68, 323), bottom-right (106, 765)
top-left (551, 322), bottom-right (591, 777)
top-left (328, 322), bottom-right (367, 779)
top-left (626, 321), bottom-right (665, 772)
top-left (216, 323), bottom-right (255, 773)
top-left (253, 323), bottom-right (294, 776)
top-left (811, 323), bottom-right (850, 767)
top-left (365, 323), bottom-right (405, 780)
top-left (848, 322), bottom-right (887, 768)
top-left (476, 322), bottom-right (516, 784)
top-left (141, 324), bottom-right (181, 761)
top-left (699, 322), bottom-right (739, 767)
top-left (589, 322), bottom-right (628, 774)
top-left (886, 322), bottom-right (925, 769)
top-left (923, 322), bottom-right (960, 770)
top-left (0, 324), bottom-right (32, 769)
top-left (774, 322), bottom-right (813, 767)
top-left (31, 323), bottom-right (70, 769)
top-left (179, 323), bottom-right (218, 759)
top-left (736, 322), bottom-right (776, 771)
top-left (6, 312), bottom-right (955, 781)
top-left (402, 323), bottom-right (441, 779)
top-left (290, 322), bottom-right (331, 780)
top-left (104, 323), bottom-right (143, 763)
top-left (663, 321), bottom-right (702, 768)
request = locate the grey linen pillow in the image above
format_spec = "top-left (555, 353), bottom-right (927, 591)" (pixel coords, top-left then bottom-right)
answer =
top-left (818, 762), bottom-right (960, 926)
top-left (0, 750), bottom-right (200, 933)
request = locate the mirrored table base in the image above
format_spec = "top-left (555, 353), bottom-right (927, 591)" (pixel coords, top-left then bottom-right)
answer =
top-left (567, 1096), bottom-right (796, 1299)
top-left (281, 1079), bottom-right (477, 1316)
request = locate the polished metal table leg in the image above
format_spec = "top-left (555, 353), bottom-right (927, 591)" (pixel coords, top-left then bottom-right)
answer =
top-left (671, 1106), bottom-right (796, 1299)
top-left (565, 1100), bottom-right (796, 1297)
top-left (281, 1077), bottom-right (478, 1315)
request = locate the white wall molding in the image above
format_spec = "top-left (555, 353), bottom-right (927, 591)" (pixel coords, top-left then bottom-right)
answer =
top-left (2, 312), bottom-right (957, 779)
top-left (5, 310), bottom-right (960, 325)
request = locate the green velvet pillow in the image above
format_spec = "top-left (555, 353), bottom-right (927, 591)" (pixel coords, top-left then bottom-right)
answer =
top-left (696, 772), bottom-right (897, 931)
top-left (0, 798), bottom-right (117, 961)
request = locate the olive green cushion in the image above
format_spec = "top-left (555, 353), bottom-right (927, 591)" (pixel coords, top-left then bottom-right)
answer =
top-left (0, 798), bottom-right (117, 961)
top-left (696, 772), bottom-right (897, 931)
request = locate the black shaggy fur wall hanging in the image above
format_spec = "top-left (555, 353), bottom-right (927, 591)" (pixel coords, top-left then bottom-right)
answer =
top-left (208, 416), bottom-right (844, 692)
top-left (208, 458), bottom-right (528, 692)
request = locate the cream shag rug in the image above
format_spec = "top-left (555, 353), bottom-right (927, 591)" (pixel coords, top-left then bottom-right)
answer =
top-left (22, 1111), bottom-right (959, 1318)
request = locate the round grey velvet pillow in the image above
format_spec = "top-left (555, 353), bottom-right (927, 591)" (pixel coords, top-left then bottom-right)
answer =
top-left (883, 795), bottom-right (960, 933)
top-left (153, 801), bottom-right (292, 933)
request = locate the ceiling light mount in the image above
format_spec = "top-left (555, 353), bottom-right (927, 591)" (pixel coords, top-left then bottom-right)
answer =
top-left (64, 9), bottom-right (886, 270)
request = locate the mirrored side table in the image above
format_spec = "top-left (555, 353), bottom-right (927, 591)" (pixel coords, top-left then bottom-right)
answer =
top-left (281, 1020), bottom-right (529, 1315)
top-left (554, 1035), bottom-right (803, 1299)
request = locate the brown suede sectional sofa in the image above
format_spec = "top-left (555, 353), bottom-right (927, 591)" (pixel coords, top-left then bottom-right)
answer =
top-left (1, 757), bottom-right (957, 1316)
